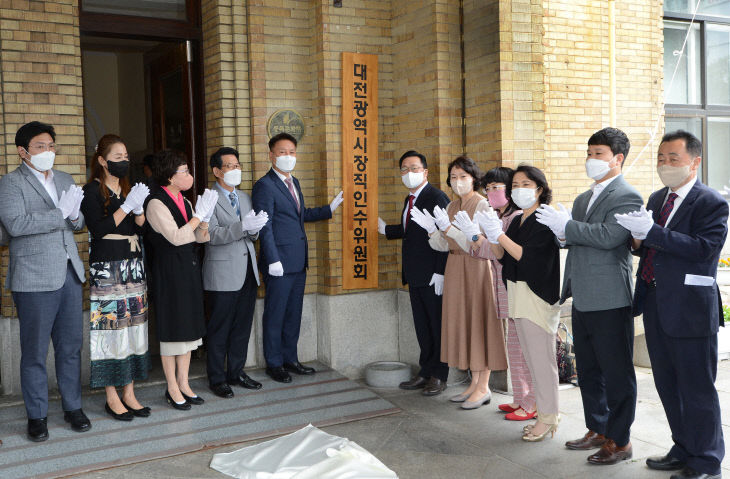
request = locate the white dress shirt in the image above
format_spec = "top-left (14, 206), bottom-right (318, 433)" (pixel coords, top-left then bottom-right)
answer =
top-left (23, 161), bottom-right (59, 205)
top-left (664, 175), bottom-right (697, 227)
top-left (586, 174), bottom-right (621, 213)
top-left (403, 181), bottom-right (428, 227)
top-left (272, 167), bottom-right (300, 209)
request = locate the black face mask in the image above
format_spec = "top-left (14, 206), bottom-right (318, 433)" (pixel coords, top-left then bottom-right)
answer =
top-left (107, 160), bottom-right (130, 179)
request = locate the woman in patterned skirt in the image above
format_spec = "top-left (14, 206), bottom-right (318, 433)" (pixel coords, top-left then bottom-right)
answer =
top-left (81, 134), bottom-right (151, 421)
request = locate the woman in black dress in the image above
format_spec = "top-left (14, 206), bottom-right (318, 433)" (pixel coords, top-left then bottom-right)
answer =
top-left (144, 149), bottom-right (218, 410)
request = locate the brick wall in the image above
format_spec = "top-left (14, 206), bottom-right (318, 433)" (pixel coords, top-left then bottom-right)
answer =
top-left (0, 0), bottom-right (87, 316)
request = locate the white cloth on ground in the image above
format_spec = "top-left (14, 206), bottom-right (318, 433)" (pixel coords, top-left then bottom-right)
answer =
top-left (209, 424), bottom-right (397, 479)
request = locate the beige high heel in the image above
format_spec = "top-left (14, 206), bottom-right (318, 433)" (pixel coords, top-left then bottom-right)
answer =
top-left (522, 421), bottom-right (558, 442)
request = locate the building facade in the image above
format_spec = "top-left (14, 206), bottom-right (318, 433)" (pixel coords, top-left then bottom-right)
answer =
top-left (0, 0), bottom-right (713, 394)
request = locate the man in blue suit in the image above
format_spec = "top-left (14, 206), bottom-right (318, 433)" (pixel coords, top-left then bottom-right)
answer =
top-left (616, 130), bottom-right (727, 479)
top-left (252, 133), bottom-right (343, 383)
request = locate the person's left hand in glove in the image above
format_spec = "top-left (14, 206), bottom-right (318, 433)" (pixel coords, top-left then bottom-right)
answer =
top-left (614, 206), bottom-right (653, 239)
top-left (432, 205), bottom-right (451, 231)
top-left (451, 210), bottom-right (480, 238)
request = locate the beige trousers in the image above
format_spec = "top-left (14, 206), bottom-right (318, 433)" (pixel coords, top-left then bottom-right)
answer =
top-left (514, 317), bottom-right (559, 425)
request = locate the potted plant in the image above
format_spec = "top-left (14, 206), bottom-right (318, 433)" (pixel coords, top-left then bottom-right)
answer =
top-left (719, 304), bottom-right (730, 360)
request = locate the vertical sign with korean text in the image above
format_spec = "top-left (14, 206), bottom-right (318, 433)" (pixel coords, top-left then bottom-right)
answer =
top-left (342, 52), bottom-right (378, 290)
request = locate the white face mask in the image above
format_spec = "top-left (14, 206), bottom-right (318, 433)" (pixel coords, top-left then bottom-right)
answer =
top-left (275, 155), bottom-right (296, 172)
top-left (222, 168), bottom-right (242, 187)
top-left (585, 157), bottom-right (612, 181)
top-left (657, 164), bottom-right (691, 189)
top-left (452, 179), bottom-right (473, 197)
top-left (27, 150), bottom-right (55, 172)
top-left (511, 187), bottom-right (537, 210)
top-left (401, 171), bottom-right (424, 189)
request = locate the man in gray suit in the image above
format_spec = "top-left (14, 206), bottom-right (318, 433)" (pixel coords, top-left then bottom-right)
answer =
top-left (537, 128), bottom-right (643, 464)
top-left (0, 121), bottom-right (88, 442)
top-left (204, 147), bottom-right (268, 399)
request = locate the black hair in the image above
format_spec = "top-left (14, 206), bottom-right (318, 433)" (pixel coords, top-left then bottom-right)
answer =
top-left (210, 147), bottom-right (239, 170)
top-left (15, 121), bottom-right (56, 151)
top-left (398, 150), bottom-right (428, 169)
top-left (482, 167), bottom-right (518, 216)
top-left (587, 127), bottom-right (630, 165)
top-left (268, 133), bottom-right (297, 150)
top-left (445, 156), bottom-right (481, 190)
top-left (143, 154), bottom-right (155, 168)
top-left (507, 164), bottom-right (552, 205)
top-left (151, 149), bottom-right (188, 187)
top-left (661, 129), bottom-right (702, 158)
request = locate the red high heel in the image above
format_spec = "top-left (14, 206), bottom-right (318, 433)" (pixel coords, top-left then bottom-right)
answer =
top-left (498, 403), bottom-right (519, 413)
top-left (505, 407), bottom-right (537, 421)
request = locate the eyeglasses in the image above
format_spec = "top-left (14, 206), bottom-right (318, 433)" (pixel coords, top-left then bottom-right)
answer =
top-left (399, 166), bottom-right (424, 174)
top-left (484, 185), bottom-right (506, 192)
top-left (222, 162), bottom-right (241, 170)
top-left (28, 143), bottom-right (58, 153)
top-left (175, 168), bottom-right (190, 175)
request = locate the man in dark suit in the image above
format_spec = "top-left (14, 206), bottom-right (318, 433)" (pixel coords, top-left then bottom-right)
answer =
top-left (616, 130), bottom-right (727, 479)
top-left (378, 150), bottom-right (450, 396)
top-left (537, 128), bottom-right (643, 464)
top-left (252, 133), bottom-right (343, 383)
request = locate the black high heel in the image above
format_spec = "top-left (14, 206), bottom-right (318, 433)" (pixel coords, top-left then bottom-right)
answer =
top-left (165, 390), bottom-right (191, 411)
top-left (105, 402), bottom-right (134, 421)
top-left (181, 392), bottom-right (204, 405)
top-left (121, 399), bottom-right (151, 417)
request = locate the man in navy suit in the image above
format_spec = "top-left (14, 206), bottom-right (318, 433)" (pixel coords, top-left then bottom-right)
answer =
top-left (378, 150), bottom-right (450, 396)
top-left (616, 130), bottom-right (727, 479)
top-left (252, 133), bottom-right (343, 383)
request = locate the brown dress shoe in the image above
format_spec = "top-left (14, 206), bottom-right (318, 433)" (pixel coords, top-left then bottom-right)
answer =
top-left (565, 430), bottom-right (607, 450)
top-left (587, 440), bottom-right (632, 465)
top-left (399, 376), bottom-right (428, 390)
top-left (422, 378), bottom-right (447, 396)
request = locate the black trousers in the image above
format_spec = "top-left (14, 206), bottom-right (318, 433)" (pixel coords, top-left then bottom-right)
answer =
top-left (572, 305), bottom-right (636, 447)
top-left (409, 285), bottom-right (448, 381)
top-left (206, 259), bottom-right (257, 386)
top-left (643, 286), bottom-right (724, 475)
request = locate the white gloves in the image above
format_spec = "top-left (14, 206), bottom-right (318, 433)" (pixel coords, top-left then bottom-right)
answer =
top-left (241, 210), bottom-right (268, 234)
top-left (330, 191), bottom-right (344, 213)
top-left (429, 273), bottom-right (444, 296)
top-left (194, 188), bottom-right (219, 222)
top-left (268, 261), bottom-right (284, 276)
top-left (433, 206), bottom-right (451, 231)
top-left (474, 209), bottom-right (503, 244)
top-left (409, 207), bottom-right (437, 234)
top-left (535, 203), bottom-right (570, 239)
top-left (121, 182), bottom-right (150, 215)
top-left (378, 217), bottom-right (386, 235)
top-left (614, 206), bottom-right (654, 240)
top-left (451, 210), bottom-right (480, 238)
top-left (59, 185), bottom-right (84, 220)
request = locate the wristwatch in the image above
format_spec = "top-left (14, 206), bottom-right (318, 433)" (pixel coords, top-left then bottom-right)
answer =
top-left (471, 233), bottom-right (482, 242)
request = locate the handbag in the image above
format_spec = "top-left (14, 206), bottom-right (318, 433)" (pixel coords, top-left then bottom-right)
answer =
top-left (556, 322), bottom-right (577, 385)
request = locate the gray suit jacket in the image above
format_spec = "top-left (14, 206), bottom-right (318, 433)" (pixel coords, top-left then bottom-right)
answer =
top-left (0, 164), bottom-right (86, 292)
top-left (562, 174), bottom-right (643, 312)
top-left (202, 185), bottom-right (260, 291)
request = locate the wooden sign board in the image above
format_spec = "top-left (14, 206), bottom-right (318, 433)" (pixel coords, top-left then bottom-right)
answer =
top-left (341, 52), bottom-right (378, 290)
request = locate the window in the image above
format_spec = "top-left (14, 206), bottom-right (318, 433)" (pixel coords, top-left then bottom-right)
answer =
top-left (664, 4), bottom-right (730, 191)
top-left (81, 0), bottom-right (187, 21)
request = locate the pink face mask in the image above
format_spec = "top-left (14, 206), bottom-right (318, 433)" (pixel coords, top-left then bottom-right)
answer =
top-left (176, 174), bottom-right (194, 191)
top-left (487, 189), bottom-right (508, 209)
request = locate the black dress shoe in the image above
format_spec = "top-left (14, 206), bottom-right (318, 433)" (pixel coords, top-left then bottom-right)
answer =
top-left (210, 382), bottom-right (234, 398)
top-left (165, 390), bottom-right (191, 410)
top-left (670, 466), bottom-right (722, 479)
top-left (181, 392), bottom-right (205, 405)
top-left (121, 400), bottom-right (151, 418)
top-left (228, 373), bottom-right (263, 390)
top-left (27, 418), bottom-right (48, 442)
top-left (422, 378), bottom-right (447, 396)
top-left (266, 366), bottom-right (292, 383)
top-left (283, 361), bottom-right (315, 375)
top-left (105, 402), bottom-right (134, 421)
top-left (647, 454), bottom-right (686, 471)
top-left (64, 409), bottom-right (91, 432)
top-left (399, 376), bottom-right (428, 390)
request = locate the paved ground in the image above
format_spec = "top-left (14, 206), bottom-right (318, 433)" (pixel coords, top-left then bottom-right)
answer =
top-left (62, 361), bottom-right (730, 479)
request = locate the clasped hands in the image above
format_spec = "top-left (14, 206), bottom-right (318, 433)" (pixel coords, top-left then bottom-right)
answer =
top-left (193, 189), bottom-right (219, 223)
top-left (614, 206), bottom-right (653, 240)
top-left (120, 183), bottom-right (150, 215)
top-left (241, 210), bottom-right (269, 234)
top-left (58, 185), bottom-right (84, 220)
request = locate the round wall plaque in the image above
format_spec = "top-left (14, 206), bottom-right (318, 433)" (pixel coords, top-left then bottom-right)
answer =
top-left (267, 109), bottom-right (305, 142)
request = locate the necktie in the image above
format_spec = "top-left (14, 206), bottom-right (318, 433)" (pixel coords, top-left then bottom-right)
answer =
top-left (640, 192), bottom-right (678, 283)
top-left (405, 195), bottom-right (415, 229)
top-left (285, 177), bottom-right (300, 212)
top-left (229, 192), bottom-right (240, 218)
